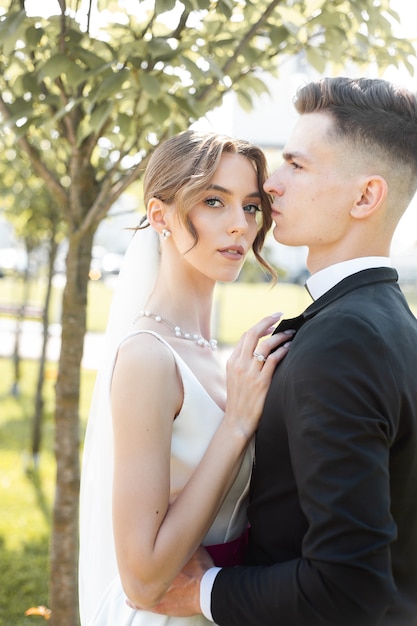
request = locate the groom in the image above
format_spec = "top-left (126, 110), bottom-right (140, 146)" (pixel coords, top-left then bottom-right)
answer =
top-left (152, 77), bottom-right (417, 625)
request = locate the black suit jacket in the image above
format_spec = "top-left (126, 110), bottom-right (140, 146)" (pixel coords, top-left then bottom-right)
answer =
top-left (212, 268), bottom-right (417, 625)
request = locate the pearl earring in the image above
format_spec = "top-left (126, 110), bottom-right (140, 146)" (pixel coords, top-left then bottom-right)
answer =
top-left (162, 228), bottom-right (171, 240)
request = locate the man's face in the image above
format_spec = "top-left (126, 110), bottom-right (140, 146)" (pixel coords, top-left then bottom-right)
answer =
top-left (264, 112), bottom-right (363, 269)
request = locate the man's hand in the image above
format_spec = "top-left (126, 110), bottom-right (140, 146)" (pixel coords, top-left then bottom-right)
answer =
top-left (127, 546), bottom-right (214, 617)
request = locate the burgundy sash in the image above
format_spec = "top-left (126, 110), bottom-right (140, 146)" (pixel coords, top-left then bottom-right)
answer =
top-left (205, 528), bottom-right (249, 567)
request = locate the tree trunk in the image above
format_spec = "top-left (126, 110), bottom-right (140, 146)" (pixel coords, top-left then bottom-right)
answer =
top-left (32, 237), bottom-right (59, 468)
top-left (49, 229), bottom-right (94, 626)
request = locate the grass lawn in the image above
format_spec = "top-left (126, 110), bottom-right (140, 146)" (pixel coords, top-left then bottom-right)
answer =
top-left (0, 359), bottom-right (53, 625)
top-left (0, 359), bottom-right (96, 626)
top-left (214, 280), bottom-right (312, 344)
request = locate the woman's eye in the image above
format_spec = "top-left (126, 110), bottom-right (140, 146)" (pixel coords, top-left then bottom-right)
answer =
top-left (244, 203), bottom-right (261, 215)
top-left (205, 196), bottom-right (223, 208)
top-left (290, 160), bottom-right (301, 170)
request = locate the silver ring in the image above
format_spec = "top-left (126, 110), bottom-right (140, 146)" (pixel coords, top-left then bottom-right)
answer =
top-left (253, 351), bottom-right (267, 362)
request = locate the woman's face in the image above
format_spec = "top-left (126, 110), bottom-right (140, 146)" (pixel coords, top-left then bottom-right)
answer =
top-left (169, 152), bottom-right (262, 284)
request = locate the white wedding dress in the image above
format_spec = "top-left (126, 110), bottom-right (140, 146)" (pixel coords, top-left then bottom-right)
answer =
top-left (79, 330), bottom-right (253, 626)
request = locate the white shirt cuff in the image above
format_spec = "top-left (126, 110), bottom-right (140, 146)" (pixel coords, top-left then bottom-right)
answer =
top-left (200, 567), bottom-right (222, 622)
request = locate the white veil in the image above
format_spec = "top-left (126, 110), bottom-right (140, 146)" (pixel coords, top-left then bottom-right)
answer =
top-left (79, 225), bottom-right (160, 626)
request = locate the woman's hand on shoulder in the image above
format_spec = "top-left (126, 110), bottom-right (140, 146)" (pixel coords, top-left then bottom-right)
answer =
top-left (224, 313), bottom-right (294, 439)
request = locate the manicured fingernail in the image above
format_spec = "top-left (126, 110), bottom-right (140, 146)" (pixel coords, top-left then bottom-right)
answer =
top-left (271, 312), bottom-right (283, 318)
top-left (283, 341), bottom-right (292, 348)
top-left (284, 329), bottom-right (295, 335)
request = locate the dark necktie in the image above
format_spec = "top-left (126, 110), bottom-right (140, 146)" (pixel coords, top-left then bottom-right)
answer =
top-left (273, 312), bottom-right (307, 336)
top-left (269, 312), bottom-right (307, 353)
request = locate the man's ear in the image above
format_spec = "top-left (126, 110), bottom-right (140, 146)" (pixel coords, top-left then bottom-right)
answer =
top-left (147, 197), bottom-right (168, 233)
top-left (350, 175), bottom-right (388, 219)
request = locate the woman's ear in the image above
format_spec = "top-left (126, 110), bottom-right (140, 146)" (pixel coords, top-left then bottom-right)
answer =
top-left (147, 197), bottom-right (168, 233)
top-left (350, 175), bottom-right (388, 220)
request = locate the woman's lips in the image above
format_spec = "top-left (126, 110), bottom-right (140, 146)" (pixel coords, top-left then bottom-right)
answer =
top-left (218, 246), bottom-right (245, 260)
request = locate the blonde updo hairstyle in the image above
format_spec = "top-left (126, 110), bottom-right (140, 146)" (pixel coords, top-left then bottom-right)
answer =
top-left (141, 130), bottom-right (275, 278)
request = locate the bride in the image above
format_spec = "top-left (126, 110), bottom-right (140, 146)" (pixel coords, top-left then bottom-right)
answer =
top-left (78, 130), bottom-right (292, 625)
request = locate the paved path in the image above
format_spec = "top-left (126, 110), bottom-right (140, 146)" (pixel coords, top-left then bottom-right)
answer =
top-left (0, 318), bottom-right (104, 370)
top-left (0, 319), bottom-right (231, 370)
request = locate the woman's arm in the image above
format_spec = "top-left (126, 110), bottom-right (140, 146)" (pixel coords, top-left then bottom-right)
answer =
top-left (112, 314), bottom-right (290, 609)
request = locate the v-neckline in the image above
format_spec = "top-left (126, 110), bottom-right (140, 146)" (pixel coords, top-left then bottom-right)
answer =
top-left (126, 329), bottom-right (225, 414)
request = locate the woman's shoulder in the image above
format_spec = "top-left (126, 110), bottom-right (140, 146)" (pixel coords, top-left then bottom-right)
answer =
top-left (112, 330), bottom-right (182, 411)
top-left (115, 330), bottom-right (177, 373)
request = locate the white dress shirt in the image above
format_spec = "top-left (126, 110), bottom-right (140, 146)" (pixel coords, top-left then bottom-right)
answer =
top-left (200, 256), bottom-right (392, 621)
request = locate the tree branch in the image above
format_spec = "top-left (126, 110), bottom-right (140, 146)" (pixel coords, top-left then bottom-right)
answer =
top-left (140, 8), bottom-right (157, 39)
top-left (86, 0), bottom-right (93, 34)
top-left (57, 0), bottom-right (66, 14)
top-left (79, 132), bottom-right (170, 238)
top-left (54, 4), bottom-right (80, 147)
top-left (0, 95), bottom-right (68, 210)
top-left (170, 7), bottom-right (190, 40)
top-left (196, 0), bottom-right (283, 104)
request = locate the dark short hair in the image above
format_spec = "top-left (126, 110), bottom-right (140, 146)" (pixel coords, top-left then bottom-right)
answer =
top-left (295, 77), bottom-right (417, 197)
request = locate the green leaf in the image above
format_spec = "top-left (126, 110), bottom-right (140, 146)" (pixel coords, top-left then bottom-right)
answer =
top-left (217, 0), bottom-right (234, 20)
top-left (269, 25), bottom-right (291, 48)
top-left (183, 0), bottom-right (210, 9)
top-left (179, 55), bottom-right (205, 83)
top-left (240, 44), bottom-right (264, 65)
top-left (90, 101), bottom-right (113, 133)
top-left (155, 0), bottom-right (177, 14)
top-left (39, 96), bottom-right (83, 131)
top-left (64, 27), bottom-right (85, 47)
top-left (13, 73), bottom-right (39, 98)
top-left (115, 112), bottom-right (133, 136)
top-left (242, 73), bottom-right (270, 98)
top-left (25, 24), bottom-right (44, 48)
top-left (140, 73), bottom-right (161, 99)
top-left (305, 47), bottom-right (327, 74)
top-left (65, 62), bottom-right (89, 89)
top-left (236, 89), bottom-right (253, 113)
top-left (170, 94), bottom-right (203, 118)
top-left (76, 117), bottom-right (93, 147)
top-left (3, 96), bottom-right (33, 120)
top-left (146, 38), bottom-right (177, 61)
top-left (149, 99), bottom-right (171, 123)
top-left (13, 118), bottom-right (32, 140)
top-left (37, 54), bottom-right (74, 82)
top-left (0, 10), bottom-right (27, 56)
top-left (91, 68), bottom-right (130, 104)
top-left (0, 10), bottom-right (26, 40)
top-left (74, 46), bottom-right (109, 71)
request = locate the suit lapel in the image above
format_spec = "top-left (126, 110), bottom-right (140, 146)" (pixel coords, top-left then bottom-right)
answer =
top-left (273, 267), bottom-right (398, 338)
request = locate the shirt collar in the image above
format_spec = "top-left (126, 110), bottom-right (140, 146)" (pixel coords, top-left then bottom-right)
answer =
top-left (306, 257), bottom-right (392, 301)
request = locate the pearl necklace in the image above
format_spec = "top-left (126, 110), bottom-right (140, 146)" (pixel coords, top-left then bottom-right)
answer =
top-left (135, 310), bottom-right (218, 351)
